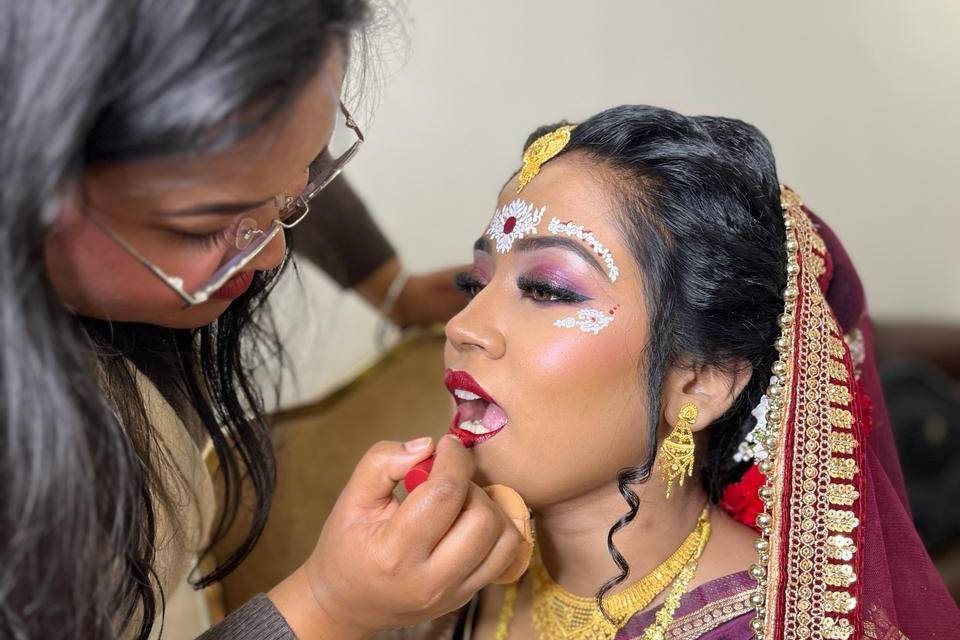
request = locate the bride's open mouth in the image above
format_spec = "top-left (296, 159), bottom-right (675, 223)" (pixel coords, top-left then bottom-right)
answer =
top-left (445, 369), bottom-right (508, 448)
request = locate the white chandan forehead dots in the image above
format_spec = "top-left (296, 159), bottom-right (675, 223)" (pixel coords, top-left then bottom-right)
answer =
top-left (487, 125), bottom-right (620, 335)
top-left (483, 124), bottom-right (622, 335)
top-left (485, 198), bottom-right (620, 335)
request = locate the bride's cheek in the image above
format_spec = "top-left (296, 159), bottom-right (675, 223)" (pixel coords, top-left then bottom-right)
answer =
top-left (528, 334), bottom-right (591, 377)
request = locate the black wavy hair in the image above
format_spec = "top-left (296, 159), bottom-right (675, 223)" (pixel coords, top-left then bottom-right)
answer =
top-left (0, 1), bottom-right (368, 638)
top-left (523, 105), bottom-right (787, 616)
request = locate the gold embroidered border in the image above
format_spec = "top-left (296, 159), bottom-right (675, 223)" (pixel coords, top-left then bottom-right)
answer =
top-left (826, 483), bottom-right (859, 506)
top-left (829, 433), bottom-right (858, 455)
top-left (756, 188), bottom-right (863, 640)
top-left (658, 590), bottom-right (753, 640)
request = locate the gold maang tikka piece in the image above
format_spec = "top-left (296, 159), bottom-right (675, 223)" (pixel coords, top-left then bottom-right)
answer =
top-left (517, 124), bottom-right (576, 193)
top-left (658, 403), bottom-right (698, 499)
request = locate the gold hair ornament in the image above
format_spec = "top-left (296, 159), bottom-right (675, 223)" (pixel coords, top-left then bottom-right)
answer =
top-left (517, 124), bottom-right (576, 193)
top-left (658, 403), bottom-right (698, 499)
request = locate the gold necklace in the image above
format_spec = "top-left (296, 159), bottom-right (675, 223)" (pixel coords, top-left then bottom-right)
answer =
top-left (493, 508), bottom-right (711, 640)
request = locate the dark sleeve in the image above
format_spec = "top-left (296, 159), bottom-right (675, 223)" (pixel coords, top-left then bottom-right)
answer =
top-left (198, 594), bottom-right (295, 640)
top-left (287, 176), bottom-right (397, 289)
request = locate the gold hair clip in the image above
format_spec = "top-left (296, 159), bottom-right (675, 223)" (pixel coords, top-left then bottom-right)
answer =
top-left (517, 124), bottom-right (575, 193)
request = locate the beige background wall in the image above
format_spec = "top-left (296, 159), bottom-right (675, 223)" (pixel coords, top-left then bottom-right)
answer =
top-left (269, 0), bottom-right (960, 408)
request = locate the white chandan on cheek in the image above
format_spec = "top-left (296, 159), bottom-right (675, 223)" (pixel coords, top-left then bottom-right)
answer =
top-left (547, 217), bottom-right (620, 282)
top-left (554, 308), bottom-right (615, 335)
top-left (486, 198), bottom-right (546, 253)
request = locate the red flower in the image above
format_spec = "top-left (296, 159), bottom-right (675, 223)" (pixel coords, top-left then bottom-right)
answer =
top-left (720, 464), bottom-right (766, 531)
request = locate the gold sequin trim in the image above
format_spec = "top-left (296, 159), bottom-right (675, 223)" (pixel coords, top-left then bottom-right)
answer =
top-left (781, 190), bottom-right (802, 208)
top-left (829, 458), bottom-right (859, 480)
top-left (823, 616), bottom-right (855, 640)
top-left (810, 229), bottom-right (827, 253)
top-left (824, 563), bottom-right (857, 588)
top-left (823, 590), bottom-right (858, 613)
top-left (825, 509), bottom-right (860, 533)
top-left (827, 483), bottom-right (860, 506)
top-left (756, 188), bottom-right (864, 640)
top-left (829, 432), bottom-right (858, 455)
top-left (809, 253), bottom-right (826, 278)
top-left (829, 407), bottom-right (854, 430)
top-left (826, 535), bottom-right (857, 561)
top-left (828, 359), bottom-right (847, 382)
top-left (828, 336), bottom-right (846, 359)
top-left (828, 383), bottom-right (852, 406)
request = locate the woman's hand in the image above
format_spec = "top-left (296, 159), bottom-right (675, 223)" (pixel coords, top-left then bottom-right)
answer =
top-left (355, 257), bottom-right (469, 329)
top-left (269, 435), bottom-right (522, 639)
top-left (390, 265), bottom-right (470, 328)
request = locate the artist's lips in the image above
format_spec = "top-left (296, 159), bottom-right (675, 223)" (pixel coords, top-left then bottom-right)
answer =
top-left (444, 369), bottom-right (509, 448)
top-left (211, 270), bottom-right (254, 300)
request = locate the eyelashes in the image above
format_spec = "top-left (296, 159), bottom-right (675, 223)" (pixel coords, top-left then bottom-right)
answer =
top-left (175, 226), bottom-right (234, 250)
top-left (173, 213), bottom-right (251, 250)
top-left (454, 272), bottom-right (485, 298)
top-left (517, 275), bottom-right (589, 304)
top-left (454, 272), bottom-right (590, 305)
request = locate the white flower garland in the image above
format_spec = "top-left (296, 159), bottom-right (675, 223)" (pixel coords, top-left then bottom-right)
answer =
top-left (733, 382), bottom-right (775, 463)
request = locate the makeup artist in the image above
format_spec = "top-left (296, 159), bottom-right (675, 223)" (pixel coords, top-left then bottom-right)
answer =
top-left (0, 1), bottom-right (521, 639)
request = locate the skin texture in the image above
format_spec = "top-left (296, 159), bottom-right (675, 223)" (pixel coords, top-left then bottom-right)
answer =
top-left (445, 157), bottom-right (757, 637)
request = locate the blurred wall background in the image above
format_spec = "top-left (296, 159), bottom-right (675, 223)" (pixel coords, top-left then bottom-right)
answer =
top-left (268, 0), bottom-right (960, 409)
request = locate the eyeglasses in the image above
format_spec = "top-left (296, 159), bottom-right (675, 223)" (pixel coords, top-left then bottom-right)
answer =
top-left (96, 100), bottom-right (364, 307)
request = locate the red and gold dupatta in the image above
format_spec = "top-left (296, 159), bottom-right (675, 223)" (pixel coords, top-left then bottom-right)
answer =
top-left (744, 187), bottom-right (958, 639)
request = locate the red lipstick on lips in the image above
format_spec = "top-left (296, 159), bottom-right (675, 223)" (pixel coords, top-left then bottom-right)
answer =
top-left (211, 270), bottom-right (255, 300)
top-left (444, 369), bottom-right (509, 447)
top-left (403, 370), bottom-right (508, 493)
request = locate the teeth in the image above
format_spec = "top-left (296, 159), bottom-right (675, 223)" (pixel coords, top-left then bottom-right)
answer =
top-left (454, 389), bottom-right (482, 401)
top-left (457, 420), bottom-right (490, 435)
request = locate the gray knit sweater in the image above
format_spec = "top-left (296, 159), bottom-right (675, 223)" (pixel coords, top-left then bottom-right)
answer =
top-left (198, 594), bottom-right (295, 639)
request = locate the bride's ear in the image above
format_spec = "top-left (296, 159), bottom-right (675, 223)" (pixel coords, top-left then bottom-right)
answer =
top-left (661, 360), bottom-right (752, 433)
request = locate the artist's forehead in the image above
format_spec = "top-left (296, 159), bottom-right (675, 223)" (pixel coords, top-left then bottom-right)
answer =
top-left (497, 158), bottom-right (614, 229)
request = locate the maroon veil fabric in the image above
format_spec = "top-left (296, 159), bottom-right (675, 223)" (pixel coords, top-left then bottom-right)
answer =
top-left (616, 203), bottom-right (958, 640)
top-left (814, 214), bottom-right (959, 638)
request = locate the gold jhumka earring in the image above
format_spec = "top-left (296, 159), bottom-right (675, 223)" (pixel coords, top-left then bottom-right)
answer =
top-left (658, 403), bottom-right (698, 499)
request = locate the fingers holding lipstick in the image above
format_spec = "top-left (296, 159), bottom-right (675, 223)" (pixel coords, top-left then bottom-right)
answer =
top-left (390, 435), bottom-right (476, 555)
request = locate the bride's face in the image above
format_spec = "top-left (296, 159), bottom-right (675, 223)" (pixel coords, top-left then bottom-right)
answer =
top-left (444, 157), bottom-right (652, 510)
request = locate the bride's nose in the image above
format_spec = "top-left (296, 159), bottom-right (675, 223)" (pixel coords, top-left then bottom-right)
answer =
top-left (444, 289), bottom-right (506, 360)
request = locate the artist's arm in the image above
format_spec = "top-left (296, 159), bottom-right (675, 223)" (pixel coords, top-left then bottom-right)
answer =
top-left (287, 177), bottom-right (467, 327)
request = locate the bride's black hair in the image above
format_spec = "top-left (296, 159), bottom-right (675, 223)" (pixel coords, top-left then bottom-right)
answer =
top-left (0, 1), bottom-right (367, 638)
top-left (524, 105), bottom-right (787, 617)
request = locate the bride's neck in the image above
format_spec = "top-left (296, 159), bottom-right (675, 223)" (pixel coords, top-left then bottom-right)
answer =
top-left (533, 476), bottom-right (707, 596)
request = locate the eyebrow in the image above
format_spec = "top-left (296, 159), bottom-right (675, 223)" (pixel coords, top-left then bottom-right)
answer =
top-left (157, 195), bottom-right (276, 218)
top-left (472, 235), bottom-right (607, 275)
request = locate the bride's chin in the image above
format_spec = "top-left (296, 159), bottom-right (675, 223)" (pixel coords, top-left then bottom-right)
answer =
top-left (470, 460), bottom-right (498, 488)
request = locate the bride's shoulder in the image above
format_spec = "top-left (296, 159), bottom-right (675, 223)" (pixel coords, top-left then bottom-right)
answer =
top-left (695, 507), bottom-right (757, 587)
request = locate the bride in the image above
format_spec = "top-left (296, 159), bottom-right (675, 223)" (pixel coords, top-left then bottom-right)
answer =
top-left (383, 105), bottom-right (958, 639)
